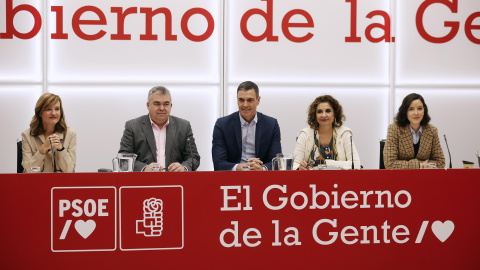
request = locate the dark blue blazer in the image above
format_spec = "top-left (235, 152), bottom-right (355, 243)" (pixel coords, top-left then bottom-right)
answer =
top-left (212, 111), bottom-right (282, 171)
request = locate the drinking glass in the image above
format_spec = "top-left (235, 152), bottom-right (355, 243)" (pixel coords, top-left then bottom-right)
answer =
top-left (241, 165), bottom-right (250, 171)
top-left (476, 151), bottom-right (480, 168)
top-left (151, 165), bottom-right (162, 172)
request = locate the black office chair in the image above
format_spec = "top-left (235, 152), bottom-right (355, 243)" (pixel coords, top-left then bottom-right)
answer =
top-left (17, 140), bottom-right (24, 173)
top-left (379, 139), bottom-right (386, 169)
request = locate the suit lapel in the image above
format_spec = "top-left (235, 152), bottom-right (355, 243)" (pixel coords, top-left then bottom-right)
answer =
top-left (165, 117), bottom-right (175, 165)
top-left (400, 125), bottom-right (415, 158)
top-left (418, 125), bottom-right (432, 159)
top-left (233, 113), bottom-right (242, 153)
top-left (141, 115), bottom-right (157, 162)
top-left (255, 113), bottom-right (262, 156)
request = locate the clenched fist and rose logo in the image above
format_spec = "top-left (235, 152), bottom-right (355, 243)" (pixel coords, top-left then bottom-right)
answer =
top-left (136, 198), bottom-right (164, 237)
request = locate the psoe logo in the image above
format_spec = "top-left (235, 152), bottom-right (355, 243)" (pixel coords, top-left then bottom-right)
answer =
top-left (120, 186), bottom-right (183, 251)
top-left (51, 187), bottom-right (117, 252)
top-left (137, 198), bottom-right (164, 237)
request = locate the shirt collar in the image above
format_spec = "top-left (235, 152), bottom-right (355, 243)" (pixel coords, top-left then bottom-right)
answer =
top-left (149, 115), bottom-right (169, 129)
top-left (409, 125), bottom-right (422, 135)
top-left (239, 112), bottom-right (258, 126)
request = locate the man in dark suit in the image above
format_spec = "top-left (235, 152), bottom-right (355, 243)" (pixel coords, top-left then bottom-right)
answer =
top-left (119, 86), bottom-right (200, 172)
top-left (212, 81), bottom-right (281, 171)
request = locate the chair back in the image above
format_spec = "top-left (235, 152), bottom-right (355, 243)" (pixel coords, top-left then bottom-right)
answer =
top-left (17, 140), bottom-right (24, 173)
top-left (379, 139), bottom-right (386, 169)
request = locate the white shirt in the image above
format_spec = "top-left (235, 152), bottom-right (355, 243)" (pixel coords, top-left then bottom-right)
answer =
top-left (410, 125), bottom-right (422, 144)
top-left (232, 113), bottom-right (257, 171)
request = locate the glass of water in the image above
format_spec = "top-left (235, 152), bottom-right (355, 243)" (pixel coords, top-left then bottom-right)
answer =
top-left (476, 151), bottom-right (480, 168)
top-left (241, 165), bottom-right (250, 171)
top-left (151, 165), bottom-right (162, 172)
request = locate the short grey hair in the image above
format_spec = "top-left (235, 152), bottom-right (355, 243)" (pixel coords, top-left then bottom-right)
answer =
top-left (148, 86), bottom-right (171, 102)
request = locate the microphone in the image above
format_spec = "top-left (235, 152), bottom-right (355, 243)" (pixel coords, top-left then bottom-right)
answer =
top-left (187, 137), bottom-right (194, 171)
top-left (444, 134), bottom-right (452, 169)
top-left (49, 137), bottom-right (57, 173)
top-left (350, 135), bottom-right (354, 170)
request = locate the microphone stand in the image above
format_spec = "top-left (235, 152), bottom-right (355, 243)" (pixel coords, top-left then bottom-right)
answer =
top-left (444, 135), bottom-right (452, 169)
top-left (350, 135), bottom-right (354, 170)
top-left (49, 137), bottom-right (57, 173)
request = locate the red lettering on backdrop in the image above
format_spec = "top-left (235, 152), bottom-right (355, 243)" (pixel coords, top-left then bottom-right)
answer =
top-left (240, 0), bottom-right (279, 42)
top-left (416, 0), bottom-right (459, 43)
top-left (181, 8), bottom-right (215, 42)
top-left (72, 6), bottom-right (107, 41)
top-left (281, 9), bottom-right (314, 43)
top-left (345, 0), bottom-right (361, 43)
top-left (1, 0), bottom-right (477, 44)
top-left (465, 12), bottom-right (480, 44)
top-left (365, 10), bottom-right (392, 43)
top-left (111, 7), bottom-right (138, 40)
top-left (0, 0), bottom-right (41, 39)
top-left (139, 8), bottom-right (177, 41)
top-left (51, 6), bottom-right (68, 39)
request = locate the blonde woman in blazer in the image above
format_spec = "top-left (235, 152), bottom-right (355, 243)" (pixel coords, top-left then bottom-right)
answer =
top-left (21, 93), bottom-right (76, 173)
top-left (293, 95), bottom-right (360, 170)
top-left (383, 93), bottom-right (445, 169)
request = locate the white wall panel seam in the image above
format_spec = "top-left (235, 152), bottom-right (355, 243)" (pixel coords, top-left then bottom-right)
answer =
top-left (223, 0), bottom-right (229, 117)
top-left (0, 81), bottom-right (46, 85)
top-left (395, 84), bottom-right (480, 89)
top-left (45, 82), bottom-right (223, 87)
top-left (43, 0), bottom-right (47, 93)
top-left (221, 0), bottom-right (226, 117)
top-left (227, 83), bottom-right (391, 88)
top-left (389, 0), bottom-right (396, 127)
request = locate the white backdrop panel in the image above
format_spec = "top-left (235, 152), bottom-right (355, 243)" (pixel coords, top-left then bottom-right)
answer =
top-left (395, 89), bottom-right (480, 168)
top-left (226, 85), bottom-right (389, 169)
top-left (0, 85), bottom-right (43, 173)
top-left (226, 0), bottom-right (390, 84)
top-left (2, 0), bottom-right (480, 173)
top-left (50, 85), bottom-right (219, 172)
top-left (0, 0), bottom-right (43, 82)
top-left (47, 0), bottom-right (221, 83)
top-left (395, 0), bottom-right (480, 84)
